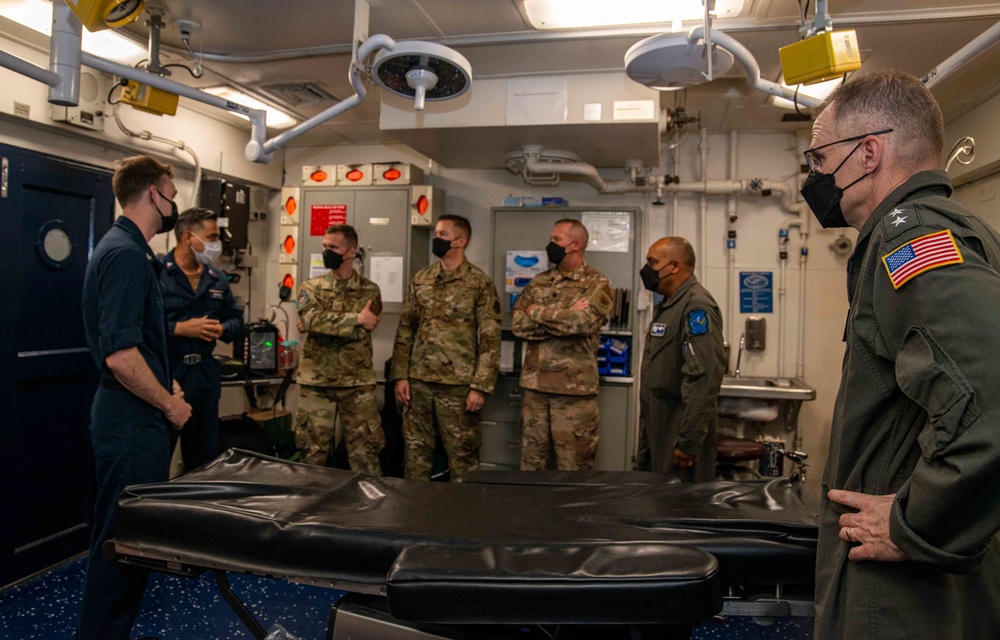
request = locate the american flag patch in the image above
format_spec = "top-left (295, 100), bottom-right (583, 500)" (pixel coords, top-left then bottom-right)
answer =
top-left (882, 230), bottom-right (963, 289)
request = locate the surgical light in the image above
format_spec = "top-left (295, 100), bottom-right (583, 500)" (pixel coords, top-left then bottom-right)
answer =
top-left (625, 32), bottom-right (735, 90)
top-left (372, 40), bottom-right (471, 111)
top-left (200, 86), bottom-right (297, 130)
top-left (522, 0), bottom-right (744, 30)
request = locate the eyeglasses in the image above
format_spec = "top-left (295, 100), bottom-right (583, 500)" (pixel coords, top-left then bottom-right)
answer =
top-left (803, 128), bottom-right (893, 172)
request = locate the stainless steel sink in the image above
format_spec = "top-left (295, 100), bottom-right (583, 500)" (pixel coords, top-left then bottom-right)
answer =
top-left (720, 377), bottom-right (816, 401)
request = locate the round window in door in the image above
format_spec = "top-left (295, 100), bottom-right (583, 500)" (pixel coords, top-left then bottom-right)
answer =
top-left (36, 219), bottom-right (76, 269)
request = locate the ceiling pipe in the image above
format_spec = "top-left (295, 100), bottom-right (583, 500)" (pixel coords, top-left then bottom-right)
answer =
top-left (523, 147), bottom-right (607, 192)
top-left (923, 20), bottom-right (1000, 89)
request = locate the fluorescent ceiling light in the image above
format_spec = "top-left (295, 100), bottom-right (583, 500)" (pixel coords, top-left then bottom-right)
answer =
top-left (523, 0), bottom-right (744, 30)
top-left (770, 75), bottom-right (842, 110)
top-left (0, 0), bottom-right (145, 64)
top-left (201, 86), bottom-right (297, 130)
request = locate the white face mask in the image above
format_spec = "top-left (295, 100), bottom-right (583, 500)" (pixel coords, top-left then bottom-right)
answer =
top-left (191, 233), bottom-right (223, 265)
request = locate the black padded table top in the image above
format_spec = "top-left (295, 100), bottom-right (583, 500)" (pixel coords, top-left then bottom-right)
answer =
top-left (114, 449), bottom-right (819, 589)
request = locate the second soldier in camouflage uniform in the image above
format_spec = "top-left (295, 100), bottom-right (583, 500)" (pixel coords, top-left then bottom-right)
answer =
top-left (294, 224), bottom-right (384, 475)
top-left (513, 219), bottom-right (613, 471)
top-left (390, 215), bottom-right (501, 480)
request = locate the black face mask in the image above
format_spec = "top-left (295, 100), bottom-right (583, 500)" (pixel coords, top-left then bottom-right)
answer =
top-left (323, 249), bottom-right (344, 270)
top-left (432, 237), bottom-right (453, 259)
top-left (639, 264), bottom-right (663, 292)
top-left (546, 241), bottom-right (567, 266)
top-left (154, 188), bottom-right (179, 234)
top-left (800, 140), bottom-right (869, 229)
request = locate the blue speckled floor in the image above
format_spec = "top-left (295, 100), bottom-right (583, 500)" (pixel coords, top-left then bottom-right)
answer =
top-left (0, 557), bottom-right (814, 640)
top-left (0, 556), bottom-right (337, 640)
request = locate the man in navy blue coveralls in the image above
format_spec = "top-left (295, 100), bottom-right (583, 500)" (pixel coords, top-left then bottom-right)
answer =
top-left (78, 155), bottom-right (192, 640)
top-left (160, 208), bottom-right (242, 471)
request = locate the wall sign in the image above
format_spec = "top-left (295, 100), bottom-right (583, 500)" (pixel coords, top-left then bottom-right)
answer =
top-left (310, 204), bottom-right (347, 236)
top-left (739, 271), bottom-right (773, 313)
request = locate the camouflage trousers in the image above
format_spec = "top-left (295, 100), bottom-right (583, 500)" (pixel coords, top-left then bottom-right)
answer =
top-left (519, 389), bottom-right (599, 471)
top-left (402, 379), bottom-right (480, 481)
top-left (295, 384), bottom-right (384, 476)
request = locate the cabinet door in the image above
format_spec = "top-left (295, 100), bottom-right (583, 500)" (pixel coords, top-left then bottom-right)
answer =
top-left (298, 189), bottom-right (355, 286)
top-left (354, 189), bottom-right (408, 276)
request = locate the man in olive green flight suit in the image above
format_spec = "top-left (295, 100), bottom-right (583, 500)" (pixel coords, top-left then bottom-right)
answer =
top-left (390, 215), bottom-right (502, 480)
top-left (636, 237), bottom-right (724, 482)
top-left (294, 224), bottom-right (384, 475)
top-left (804, 70), bottom-right (1000, 639)
top-left (513, 219), bottom-right (613, 471)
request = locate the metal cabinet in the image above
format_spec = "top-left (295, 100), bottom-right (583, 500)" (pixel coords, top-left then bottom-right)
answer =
top-left (479, 375), bottom-right (635, 471)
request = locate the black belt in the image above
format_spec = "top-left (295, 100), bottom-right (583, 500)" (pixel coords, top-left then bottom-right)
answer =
top-left (99, 376), bottom-right (128, 392)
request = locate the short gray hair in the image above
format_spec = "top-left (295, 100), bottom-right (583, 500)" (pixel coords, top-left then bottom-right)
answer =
top-left (817, 69), bottom-right (944, 166)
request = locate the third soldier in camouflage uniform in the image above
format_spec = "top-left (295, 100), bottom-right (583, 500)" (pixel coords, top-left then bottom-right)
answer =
top-left (513, 219), bottom-right (613, 471)
top-left (390, 215), bottom-right (501, 480)
top-left (294, 224), bottom-right (384, 475)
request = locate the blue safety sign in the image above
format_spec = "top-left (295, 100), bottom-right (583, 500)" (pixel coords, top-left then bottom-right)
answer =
top-left (739, 271), bottom-right (773, 313)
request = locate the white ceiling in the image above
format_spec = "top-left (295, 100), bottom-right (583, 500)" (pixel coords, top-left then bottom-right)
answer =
top-left (105, 0), bottom-right (1000, 169)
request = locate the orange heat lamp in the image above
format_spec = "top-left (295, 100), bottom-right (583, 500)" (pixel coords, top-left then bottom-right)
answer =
top-left (383, 167), bottom-right (402, 181)
top-left (416, 195), bottom-right (429, 216)
top-left (284, 196), bottom-right (297, 215)
top-left (283, 235), bottom-right (296, 254)
top-left (346, 169), bottom-right (365, 182)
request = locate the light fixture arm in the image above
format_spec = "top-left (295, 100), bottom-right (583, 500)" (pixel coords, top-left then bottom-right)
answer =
top-left (250, 34), bottom-right (398, 162)
top-left (702, 0), bottom-right (713, 81)
top-left (687, 26), bottom-right (822, 109)
top-left (79, 51), bottom-right (270, 155)
top-left (802, 0), bottom-right (833, 38)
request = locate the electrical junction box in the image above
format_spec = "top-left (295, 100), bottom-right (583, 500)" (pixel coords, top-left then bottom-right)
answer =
top-left (373, 163), bottom-right (424, 185)
top-left (337, 164), bottom-right (373, 186)
top-left (50, 69), bottom-right (108, 131)
top-left (200, 177), bottom-right (250, 250)
top-left (120, 80), bottom-right (179, 116)
top-left (779, 30), bottom-right (861, 85)
top-left (302, 165), bottom-right (336, 185)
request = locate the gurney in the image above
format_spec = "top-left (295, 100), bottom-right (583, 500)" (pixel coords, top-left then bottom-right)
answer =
top-left (108, 449), bottom-right (819, 639)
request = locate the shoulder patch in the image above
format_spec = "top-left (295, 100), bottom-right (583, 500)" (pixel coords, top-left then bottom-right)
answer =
top-left (296, 290), bottom-right (309, 309)
top-left (687, 309), bottom-right (709, 335)
top-left (881, 229), bottom-right (963, 290)
top-left (881, 204), bottom-right (921, 241)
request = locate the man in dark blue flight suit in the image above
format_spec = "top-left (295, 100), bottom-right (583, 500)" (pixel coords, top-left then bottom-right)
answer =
top-left (160, 208), bottom-right (243, 471)
top-left (78, 155), bottom-right (192, 640)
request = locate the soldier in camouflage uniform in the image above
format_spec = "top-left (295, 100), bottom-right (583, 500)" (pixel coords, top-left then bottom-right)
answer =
top-left (512, 219), bottom-right (613, 471)
top-left (294, 224), bottom-right (384, 475)
top-left (390, 215), bottom-right (502, 480)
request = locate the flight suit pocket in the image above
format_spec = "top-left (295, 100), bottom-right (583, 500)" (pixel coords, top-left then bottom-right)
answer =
top-left (896, 327), bottom-right (981, 461)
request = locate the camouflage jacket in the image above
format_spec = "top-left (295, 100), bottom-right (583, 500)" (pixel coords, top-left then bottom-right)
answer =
top-left (295, 270), bottom-right (382, 387)
top-left (390, 258), bottom-right (502, 393)
top-left (512, 261), bottom-right (613, 395)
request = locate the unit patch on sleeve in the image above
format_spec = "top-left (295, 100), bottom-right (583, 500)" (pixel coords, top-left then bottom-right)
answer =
top-left (296, 291), bottom-right (309, 308)
top-left (881, 229), bottom-right (963, 289)
top-left (687, 309), bottom-right (709, 335)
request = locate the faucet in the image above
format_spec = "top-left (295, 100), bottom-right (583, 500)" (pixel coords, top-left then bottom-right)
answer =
top-left (734, 333), bottom-right (745, 378)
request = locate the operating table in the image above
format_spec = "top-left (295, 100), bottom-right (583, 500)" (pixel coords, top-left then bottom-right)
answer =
top-left (108, 449), bottom-right (820, 639)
